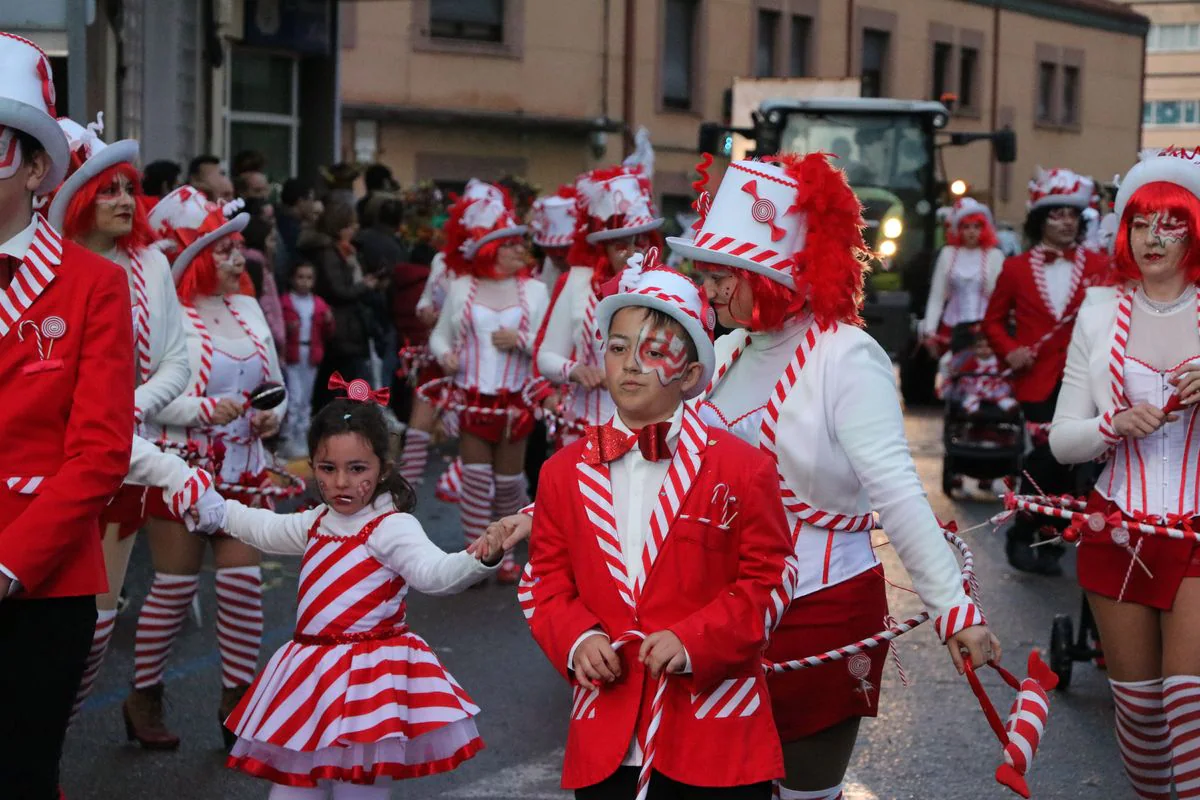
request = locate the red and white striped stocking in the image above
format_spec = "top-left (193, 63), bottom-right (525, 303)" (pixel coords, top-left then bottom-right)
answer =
top-left (1165, 675), bottom-right (1200, 798)
top-left (460, 463), bottom-right (494, 548)
top-left (69, 608), bottom-right (118, 723)
top-left (435, 457), bottom-right (463, 503)
top-left (216, 566), bottom-right (264, 688)
top-left (1111, 678), bottom-right (1173, 799)
top-left (133, 573), bottom-right (200, 689)
top-left (493, 473), bottom-right (526, 568)
top-left (399, 428), bottom-right (431, 485)
top-left (777, 784), bottom-right (844, 800)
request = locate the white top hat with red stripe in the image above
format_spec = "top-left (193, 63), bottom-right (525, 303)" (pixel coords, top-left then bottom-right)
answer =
top-left (1114, 146), bottom-right (1200, 221)
top-left (0, 32), bottom-right (69, 193)
top-left (530, 189), bottom-right (577, 248)
top-left (149, 184), bottom-right (250, 283)
top-left (951, 197), bottom-right (994, 230)
top-left (577, 166), bottom-right (664, 244)
top-left (595, 247), bottom-right (715, 399)
top-left (665, 159), bottom-right (805, 288)
top-left (1027, 167), bottom-right (1093, 211)
top-left (463, 177), bottom-right (506, 206)
top-left (47, 113), bottom-right (139, 230)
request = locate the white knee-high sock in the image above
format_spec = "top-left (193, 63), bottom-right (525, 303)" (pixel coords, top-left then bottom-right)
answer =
top-left (215, 566), bottom-right (264, 688)
top-left (459, 463), bottom-right (494, 547)
top-left (331, 781), bottom-right (391, 799)
top-left (1111, 678), bottom-right (1173, 799)
top-left (777, 785), bottom-right (844, 800)
top-left (133, 573), bottom-right (200, 689)
top-left (399, 429), bottom-right (431, 485)
top-left (1165, 675), bottom-right (1200, 798)
top-left (70, 607), bottom-right (119, 723)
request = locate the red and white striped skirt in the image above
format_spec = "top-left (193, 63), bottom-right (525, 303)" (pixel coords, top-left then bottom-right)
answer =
top-left (225, 630), bottom-right (483, 786)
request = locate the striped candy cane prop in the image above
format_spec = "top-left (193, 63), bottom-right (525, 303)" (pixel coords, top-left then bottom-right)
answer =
top-left (1006, 493), bottom-right (1200, 544)
top-left (963, 651), bottom-right (1058, 799)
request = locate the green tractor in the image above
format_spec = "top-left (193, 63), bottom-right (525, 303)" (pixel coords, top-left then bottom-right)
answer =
top-left (699, 96), bottom-right (1016, 405)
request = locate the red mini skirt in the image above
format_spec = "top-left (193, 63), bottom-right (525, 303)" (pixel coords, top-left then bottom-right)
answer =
top-left (458, 389), bottom-right (534, 444)
top-left (100, 485), bottom-right (152, 540)
top-left (1076, 492), bottom-right (1200, 610)
top-left (765, 565), bottom-right (890, 741)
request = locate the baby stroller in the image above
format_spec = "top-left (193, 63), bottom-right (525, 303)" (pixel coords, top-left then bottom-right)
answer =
top-left (940, 324), bottom-right (1025, 498)
top-left (1049, 597), bottom-right (1104, 690)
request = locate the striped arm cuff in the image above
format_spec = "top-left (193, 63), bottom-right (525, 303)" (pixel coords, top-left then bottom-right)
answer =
top-left (520, 503), bottom-right (536, 518)
top-left (1098, 409), bottom-right (1122, 446)
top-left (168, 468), bottom-right (214, 517)
top-left (559, 360), bottom-right (578, 385)
top-left (133, 406), bottom-right (144, 425)
top-left (933, 600), bottom-right (986, 642)
top-left (198, 397), bottom-right (218, 425)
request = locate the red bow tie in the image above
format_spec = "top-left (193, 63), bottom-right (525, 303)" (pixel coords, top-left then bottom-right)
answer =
top-left (583, 421), bottom-right (673, 464)
top-left (1038, 246), bottom-right (1075, 262)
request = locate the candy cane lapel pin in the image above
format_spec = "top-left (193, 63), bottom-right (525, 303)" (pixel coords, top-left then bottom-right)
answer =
top-left (963, 650), bottom-right (1058, 799)
top-left (711, 483), bottom-right (738, 528)
top-left (17, 315), bottom-right (67, 373)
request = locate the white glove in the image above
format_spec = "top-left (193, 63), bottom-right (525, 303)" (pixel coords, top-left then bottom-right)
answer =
top-left (185, 487), bottom-right (227, 534)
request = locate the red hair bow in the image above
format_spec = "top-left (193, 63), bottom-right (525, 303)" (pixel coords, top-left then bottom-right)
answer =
top-left (328, 372), bottom-right (390, 406)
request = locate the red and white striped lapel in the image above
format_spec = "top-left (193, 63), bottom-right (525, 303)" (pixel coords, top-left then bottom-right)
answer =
top-left (634, 403), bottom-right (709, 601)
top-left (0, 215), bottom-right (62, 340)
top-left (1107, 288), bottom-right (1134, 410)
top-left (576, 443), bottom-right (636, 610)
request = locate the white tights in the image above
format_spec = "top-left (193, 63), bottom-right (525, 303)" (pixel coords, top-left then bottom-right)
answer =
top-left (267, 781), bottom-right (391, 799)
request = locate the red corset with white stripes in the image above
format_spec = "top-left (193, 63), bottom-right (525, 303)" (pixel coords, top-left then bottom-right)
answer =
top-left (294, 511), bottom-right (410, 642)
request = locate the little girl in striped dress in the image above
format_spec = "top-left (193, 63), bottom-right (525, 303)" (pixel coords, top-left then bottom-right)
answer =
top-left (202, 391), bottom-right (503, 799)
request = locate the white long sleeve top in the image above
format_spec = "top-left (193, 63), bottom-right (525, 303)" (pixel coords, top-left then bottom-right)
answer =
top-left (221, 493), bottom-right (496, 595)
top-left (535, 265), bottom-right (613, 425)
top-left (416, 252), bottom-right (451, 314)
top-left (695, 320), bottom-right (973, 627)
top-left (920, 246), bottom-right (1004, 336)
top-left (429, 275), bottom-right (549, 395)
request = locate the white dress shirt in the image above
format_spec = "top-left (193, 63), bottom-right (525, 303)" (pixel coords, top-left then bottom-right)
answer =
top-left (1042, 255), bottom-right (1075, 318)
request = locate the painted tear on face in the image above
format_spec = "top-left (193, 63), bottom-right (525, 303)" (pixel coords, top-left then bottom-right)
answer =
top-left (1149, 211), bottom-right (1189, 247)
top-left (633, 322), bottom-right (689, 386)
top-left (0, 127), bottom-right (23, 180)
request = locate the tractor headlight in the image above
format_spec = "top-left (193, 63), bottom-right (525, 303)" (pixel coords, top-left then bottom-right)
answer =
top-left (878, 239), bottom-right (898, 258)
top-left (882, 217), bottom-right (903, 240)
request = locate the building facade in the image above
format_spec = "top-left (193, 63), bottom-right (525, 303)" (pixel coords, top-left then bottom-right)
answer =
top-left (1124, 1), bottom-right (1200, 151)
top-left (341, 0), bottom-right (1147, 227)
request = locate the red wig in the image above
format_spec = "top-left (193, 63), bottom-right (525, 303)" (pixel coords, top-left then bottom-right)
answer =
top-left (1113, 180), bottom-right (1200, 285)
top-left (956, 212), bottom-right (999, 250)
top-left (176, 232), bottom-right (254, 305)
top-left (62, 162), bottom-right (153, 254)
top-left (442, 195), bottom-right (531, 279)
top-left (699, 262), bottom-right (803, 332)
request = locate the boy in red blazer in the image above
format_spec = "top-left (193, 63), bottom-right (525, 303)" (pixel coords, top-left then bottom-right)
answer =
top-left (983, 168), bottom-right (1109, 575)
top-left (516, 250), bottom-right (791, 799)
top-left (0, 33), bottom-right (135, 796)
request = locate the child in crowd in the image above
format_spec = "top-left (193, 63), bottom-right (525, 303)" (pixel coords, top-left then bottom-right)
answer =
top-left (197, 386), bottom-right (503, 799)
top-left (942, 323), bottom-right (1019, 417)
top-left (505, 251), bottom-right (792, 799)
top-left (281, 260), bottom-right (334, 455)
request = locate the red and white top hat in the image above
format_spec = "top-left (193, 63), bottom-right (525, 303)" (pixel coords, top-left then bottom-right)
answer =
top-left (443, 181), bottom-right (527, 270)
top-left (1114, 146), bottom-right (1200, 221)
top-left (1027, 167), bottom-right (1093, 211)
top-left (594, 247), bottom-right (715, 399)
top-left (462, 177), bottom-right (507, 207)
top-left (951, 196), bottom-right (994, 230)
top-left (666, 159), bottom-right (807, 288)
top-left (47, 113), bottom-right (139, 230)
top-left (577, 165), bottom-right (664, 244)
top-left (149, 185), bottom-right (250, 283)
top-left (530, 187), bottom-right (577, 248)
top-left (0, 32), bottom-right (68, 193)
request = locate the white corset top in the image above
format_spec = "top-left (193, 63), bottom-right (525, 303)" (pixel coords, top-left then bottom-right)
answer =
top-left (943, 248), bottom-right (989, 327)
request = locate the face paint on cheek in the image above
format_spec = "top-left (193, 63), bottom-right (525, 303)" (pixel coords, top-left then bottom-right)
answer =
top-left (633, 323), bottom-right (689, 386)
top-left (1149, 211), bottom-right (1189, 246)
top-left (0, 127), bottom-right (23, 180)
top-left (356, 479), bottom-right (374, 504)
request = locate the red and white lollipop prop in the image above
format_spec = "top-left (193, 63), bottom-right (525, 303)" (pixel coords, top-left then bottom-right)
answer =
top-left (963, 650), bottom-right (1058, 798)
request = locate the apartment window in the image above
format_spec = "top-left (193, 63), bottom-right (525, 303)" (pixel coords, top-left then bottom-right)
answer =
top-left (1149, 23), bottom-right (1200, 53)
top-left (662, 0), bottom-right (699, 111)
top-left (430, 0), bottom-right (505, 43)
top-left (861, 29), bottom-right (890, 98)
top-left (790, 15), bottom-right (812, 77)
top-left (959, 46), bottom-right (978, 110)
top-left (931, 41), bottom-right (952, 101)
top-left (1061, 65), bottom-right (1080, 126)
top-left (226, 50), bottom-right (298, 178)
top-left (756, 9), bottom-right (780, 78)
top-left (1036, 61), bottom-right (1056, 123)
top-left (1146, 100), bottom-right (1200, 127)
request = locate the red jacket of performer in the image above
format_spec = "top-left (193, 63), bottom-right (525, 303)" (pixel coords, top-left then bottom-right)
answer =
top-left (983, 244), bottom-right (1110, 403)
top-left (0, 215), bottom-right (135, 598)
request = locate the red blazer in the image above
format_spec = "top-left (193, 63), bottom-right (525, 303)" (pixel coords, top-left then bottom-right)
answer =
top-left (525, 407), bottom-right (790, 790)
top-left (982, 247), bottom-right (1110, 403)
top-left (280, 292), bottom-right (334, 366)
top-left (0, 219), bottom-right (134, 598)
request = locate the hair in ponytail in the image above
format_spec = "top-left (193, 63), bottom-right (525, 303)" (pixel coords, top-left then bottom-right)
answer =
top-left (307, 399), bottom-right (417, 513)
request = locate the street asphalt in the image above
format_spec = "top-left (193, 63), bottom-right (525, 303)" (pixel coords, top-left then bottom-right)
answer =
top-left (61, 410), bottom-right (1128, 800)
